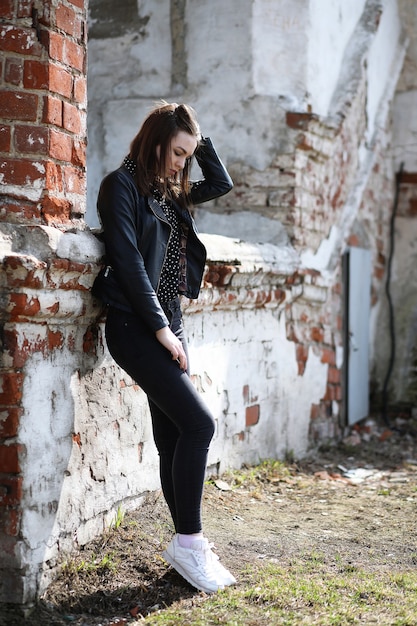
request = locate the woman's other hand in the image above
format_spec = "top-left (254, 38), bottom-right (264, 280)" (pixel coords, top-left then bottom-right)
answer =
top-left (155, 326), bottom-right (188, 371)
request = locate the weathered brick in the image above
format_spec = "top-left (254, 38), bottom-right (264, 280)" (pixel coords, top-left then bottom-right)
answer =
top-left (286, 111), bottom-right (318, 130)
top-left (63, 101), bottom-right (82, 134)
top-left (0, 25), bottom-right (42, 55)
top-left (73, 75), bottom-right (86, 104)
top-left (42, 94), bottom-right (63, 127)
top-left (0, 91), bottom-right (38, 121)
top-left (0, 198), bottom-right (40, 223)
top-left (46, 30), bottom-right (66, 64)
top-left (245, 404), bottom-right (260, 427)
top-left (0, 125), bottom-right (12, 152)
top-left (296, 344), bottom-right (309, 375)
top-left (49, 63), bottom-right (73, 98)
top-left (49, 128), bottom-right (72, 161)
top-left (14, 125), bottom-right (49, 155)
top-left (0, 476), bottom-right (23, 507)
top-left (327, 366), bottom-right (341, 384)
top-left (311, 326), bottom-right (324, 342)
top-left (56, 4), bottom-right (82, 39)
top-left (0, 444), bottom-right (24, 474)
top-left (0, 408), bottom-right (21, 439)
top-left (3, 255), bottom-right (45, 289)
top-left (0, 0), bottom-right (14, 19)
top-left (41, 195), bottom-right (72, 224)
top-left (47, 330), bottom-right (64, 350)
top-left (63, 164), bottom-right (85, 194)
top-left (0, 372), bottom-right (23, 406)
top-left (16, 0), bottom-right (33, 18)
top-left (242, 384), bottom-right (250, 404)
top-left (4, 57), bottom-right (23, 86)
top-left (321, 347), bottom-right (336, 365)
top-left (310, 403), bottom-right (320, 420)
top-left (23, 60), bottom-right (49, 90)
top-left (68, 0), bottom-right (84, 9)
top-left (64, 39), bottom-right (85, 72)
top-left (8, 293), bottom-right (41, 318)
top-left (72, 139), bottom-right (86, 167)
top-left (0, 157), bottom-right (45, 187)
top-left (45, 160), bottom-right (64, 192)
top-left (324, 384), bottom-right (342, 402)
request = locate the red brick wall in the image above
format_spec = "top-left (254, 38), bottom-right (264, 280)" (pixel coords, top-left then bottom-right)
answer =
top-left (0, 0), bottom-right (87, 227)
top-left (0, 0), bottom-right (88, 605)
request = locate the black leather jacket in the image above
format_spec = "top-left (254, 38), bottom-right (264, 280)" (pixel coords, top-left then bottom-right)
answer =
top-left (92, 137), bottom-right (233, 332)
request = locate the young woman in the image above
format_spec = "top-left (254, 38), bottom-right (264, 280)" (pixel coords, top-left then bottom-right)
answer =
top-left (92, 102), bottom-right (235, 593)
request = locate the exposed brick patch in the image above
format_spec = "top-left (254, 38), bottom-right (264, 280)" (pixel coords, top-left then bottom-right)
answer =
top-left (245, 404), bottom-right (260, 427)
top-left (0, 372), bottom-right (24, 405)
top-left (41, 195), bottom-right (72, 224)
top-left (285, 111), bottom-right (318, 130)
top-left (242, 384), bottom-right (250, 403)
top-left (205, 264), bottom-right (237, 287)
top-left (0, 443), bottom-right (24, 474)
top-left (0, 408), bottom-right (21, 439)
top-left (0, 476), bottom-right (23, 507)
top-left (321, 348), bottom-right (336, 366)
top-left (296, 344), bottom-right (309, 375)
top-left (8, 293), bottom-right (41, 318)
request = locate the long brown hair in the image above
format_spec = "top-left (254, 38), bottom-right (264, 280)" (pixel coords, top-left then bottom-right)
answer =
top-left (129, 101), bottom-right (200, 204)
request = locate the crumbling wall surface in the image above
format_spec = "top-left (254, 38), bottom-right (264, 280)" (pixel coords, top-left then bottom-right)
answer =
top-left (0, 0), bottom-right (104, 605)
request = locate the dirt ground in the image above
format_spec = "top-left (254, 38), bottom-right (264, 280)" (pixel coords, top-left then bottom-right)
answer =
top-left (1, 414), bottom-right (417, 625)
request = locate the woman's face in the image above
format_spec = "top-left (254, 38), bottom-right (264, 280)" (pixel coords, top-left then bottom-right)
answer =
top-left (157, 130), bottom-right (198, 179)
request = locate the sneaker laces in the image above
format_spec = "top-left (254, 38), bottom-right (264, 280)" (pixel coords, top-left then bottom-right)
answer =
top-left (189, 539), bottom-right (219, 575)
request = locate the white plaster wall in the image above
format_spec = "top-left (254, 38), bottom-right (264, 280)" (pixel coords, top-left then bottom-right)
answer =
top-left (252, 0), bottom-right (309, 104)
top-left (307, 0), bottom-right (366, 116)
top-left (18, 340), bottom-right (81, 594)
top-left (86, 0), bottom-right (171, 227)
top-left (366, 0), bottom-right (403, 142)
top-left (186, 308), bottom-right (328, 470)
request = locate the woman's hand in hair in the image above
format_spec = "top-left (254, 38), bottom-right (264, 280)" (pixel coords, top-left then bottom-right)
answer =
top-left (155, 326), bottom-right (187, 371)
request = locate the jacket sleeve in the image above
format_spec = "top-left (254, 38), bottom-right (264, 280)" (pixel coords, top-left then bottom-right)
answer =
top-left (189, 137), bottom-right (233, 205)
top-left (97, 170), bottom-right (169, 332)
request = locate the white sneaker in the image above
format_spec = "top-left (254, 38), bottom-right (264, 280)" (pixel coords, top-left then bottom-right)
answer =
top-left (163, 535), bottom-right (228, 593)
top-left (208, 547), bottom-right (237, 586)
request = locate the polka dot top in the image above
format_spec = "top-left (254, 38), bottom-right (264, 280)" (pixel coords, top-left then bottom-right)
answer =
top-left (122, 156), bottom-right (187, 303)
top-left (152, 187), bottom-right (181, 302)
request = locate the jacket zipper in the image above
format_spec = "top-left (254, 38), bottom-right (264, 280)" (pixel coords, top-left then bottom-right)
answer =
top-left (148, 197), bottom-right (172, 296)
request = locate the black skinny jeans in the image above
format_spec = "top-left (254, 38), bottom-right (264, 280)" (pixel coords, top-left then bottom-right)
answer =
top-left (105, 299), bottom-right (215, 534)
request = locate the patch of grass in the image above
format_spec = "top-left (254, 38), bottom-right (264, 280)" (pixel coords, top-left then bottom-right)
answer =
top-left (142, 557), bottom-right (417, 625)
top-left (110, 505), bottom-right (125, 530)
top-left (224, 458), bottom-right (292, 490)
top-left (63, 551), bottom-right (118, 575)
